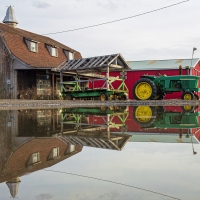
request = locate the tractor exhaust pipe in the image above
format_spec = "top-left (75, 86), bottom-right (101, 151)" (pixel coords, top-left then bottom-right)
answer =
top-left (179, 65), bottom-right (182, 75)
top-left (186, 66), bottom-right (190, 75)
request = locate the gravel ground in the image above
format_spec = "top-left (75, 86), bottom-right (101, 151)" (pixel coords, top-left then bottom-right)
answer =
top-left (0, 99), bottom-right (199, 110)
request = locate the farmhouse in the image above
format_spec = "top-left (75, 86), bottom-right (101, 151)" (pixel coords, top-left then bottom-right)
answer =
top-left (0, 6), bottom-right (82, 99)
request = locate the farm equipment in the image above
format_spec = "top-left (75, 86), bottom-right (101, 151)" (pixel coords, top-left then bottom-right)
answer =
top-left (133, 75), bottom-right (200, 100)
top-left (60, 106), bottom-right (130, 150)
top-left (133, 105), bottom-right (200, 129)
top-left (61, 73), bottom-right (128, 101)
top-left (55, 54), bottom-right (129, 101)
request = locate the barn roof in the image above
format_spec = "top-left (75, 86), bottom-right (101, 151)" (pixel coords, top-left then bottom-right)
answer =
top-left (0, 23), bottom-right (82, 68)
top-left (128, 133), bottom-right (199, 143)
top-left (54, 53), bottom-right (130, 73)
top-left (128, 58), bottom-right (200, 71)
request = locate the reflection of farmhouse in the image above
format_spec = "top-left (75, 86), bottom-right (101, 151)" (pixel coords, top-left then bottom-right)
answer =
top-left (0, 110), bottom-right (82, 198)
top-left (0, 6), bottom-right (81, 99)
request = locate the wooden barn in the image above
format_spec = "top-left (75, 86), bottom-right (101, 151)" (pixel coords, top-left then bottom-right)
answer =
top-left (0, 6), bottom-right (82, 99)
top-left (93, 58), bottom-right (200, 99)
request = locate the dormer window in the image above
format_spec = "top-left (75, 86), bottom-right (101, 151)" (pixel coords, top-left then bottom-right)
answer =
top-left (27, 152), bottom-right (41, 165)
top-left (48, 147), bottom-right (60, 160)
top-left (65, 145), bottom-right (76, 154)
top-left (24, 38), bottom-right (39, 53)
top-left (64, 50), bottom-right (74, 60)
top-left (46, 45), bottom-right (58, 57)
top-left (52, 47), bottom-right (58, 57)
top-left (30, 41), bottom-right (37, 52)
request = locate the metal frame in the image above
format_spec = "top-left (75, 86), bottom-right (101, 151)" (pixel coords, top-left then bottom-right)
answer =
top-left (59, 107), bottom-right (130, 150)
top-left (53, 54), bottom-right (130, 100)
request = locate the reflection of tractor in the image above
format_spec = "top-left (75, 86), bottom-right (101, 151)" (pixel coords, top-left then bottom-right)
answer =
top-left (133, 105), bottom-right (200, 129)
top-left (133, 75), bottom-right (200, 100)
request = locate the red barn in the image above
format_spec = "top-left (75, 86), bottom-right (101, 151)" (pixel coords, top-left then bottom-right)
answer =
top-left (93, 58), bottom-right (200, 99)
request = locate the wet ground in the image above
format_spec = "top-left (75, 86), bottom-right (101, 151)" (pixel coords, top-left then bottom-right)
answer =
top-left (0, 104), bottom-right (200, 200)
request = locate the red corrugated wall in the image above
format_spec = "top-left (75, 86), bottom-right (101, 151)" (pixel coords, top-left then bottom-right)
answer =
top-left (91, 69), bottom-right (188, 99)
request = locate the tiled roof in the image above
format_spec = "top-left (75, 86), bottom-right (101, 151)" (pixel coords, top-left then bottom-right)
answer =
top-left (128, 58), bottom-right (200, 70)
top-left (0, 23), bottom-right (82, 68)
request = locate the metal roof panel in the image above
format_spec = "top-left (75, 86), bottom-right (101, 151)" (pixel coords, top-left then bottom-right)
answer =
top-left (128, 58), bottom-right (200, 71)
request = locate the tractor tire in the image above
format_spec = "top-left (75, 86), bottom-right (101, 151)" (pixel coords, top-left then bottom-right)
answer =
top-left (194, 93), bottom-right (199, 100)
top-left (182, 105), bottom-right (195, 113)
top-left (121, 94), bottom-right (128, 100)
top-left (181, 92), bottom-right (194, 100)
top-left (132, 106), bottom-right (157, 128)
top-left (100, 93), bottom-right (108, 101)
top-left (133, 78), bottom-right (157, 100)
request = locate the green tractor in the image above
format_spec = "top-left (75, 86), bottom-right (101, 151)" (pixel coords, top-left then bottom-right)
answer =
top-left (133, 105), bottom-right (200, 129)
top-left (133, 75), bottom-right (200, 100)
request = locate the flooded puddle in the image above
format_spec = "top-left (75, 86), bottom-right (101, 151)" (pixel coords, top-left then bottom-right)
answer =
top-left (0, 105), bottom-right (200, 199)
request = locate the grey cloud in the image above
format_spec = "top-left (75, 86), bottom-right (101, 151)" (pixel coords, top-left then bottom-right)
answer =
top-left (33, 1), bottom-right (51, 9)
top-left (35, 193), bottom-right (53, 200)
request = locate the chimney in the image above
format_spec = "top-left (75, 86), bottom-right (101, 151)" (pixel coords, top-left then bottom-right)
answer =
top-left (3, 6), bottom-right (18, 28)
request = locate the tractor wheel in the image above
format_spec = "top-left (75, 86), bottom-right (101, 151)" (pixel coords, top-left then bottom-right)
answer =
top-left (65, 94), bottom-right (73, 100)
top-left (133, 78), bottom-right (157, 100)
top-left (181, 92), bottom-right (194, 100)
top-left (100, 93), bottom-right (108, 101)
top-left (100, 106), bottom-right (107, 112)
top-left (133, 106), bottom-right (157, 128)
top-left (121, 94), bottom-right (128, 100)
top-left (182, 106), bottom-right (195, 113)
top-left (194, 93), bottom-right (199, 100)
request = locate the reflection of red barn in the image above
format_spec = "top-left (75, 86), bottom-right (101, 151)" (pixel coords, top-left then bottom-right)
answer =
top-left (93, 59), bottom-right (200, 99)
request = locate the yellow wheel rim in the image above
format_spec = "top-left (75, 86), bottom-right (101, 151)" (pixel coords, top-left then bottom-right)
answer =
top-left (135, 82), bottom-right (152, 100)
top-left (100, 106), bottom-right (106, 112)
top-left (100, 94), bottom-right (106, 101)
top-left (183, 106), bottom-right (192, 111)
top-left (135, 106), bottom-right (153, 123)
top-left (183, 93), bottom-right (192, 100)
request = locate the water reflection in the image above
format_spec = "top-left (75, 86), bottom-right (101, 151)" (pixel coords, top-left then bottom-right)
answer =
top-left (131, 105), bottom-right (200, 142)
top-left (0, 105), bottom-right (200, 198)
top-left (60, 106), bottom-right (131, 150)
top-left (0, 109), bottom-right (83, 198)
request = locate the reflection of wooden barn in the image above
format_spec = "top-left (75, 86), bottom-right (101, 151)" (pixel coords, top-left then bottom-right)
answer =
top-left (0, 109), bottom-right (83, 198)
top-left (0, 6), bottom-right (81, 99)
top-left (0, 136), bottom-right (82, 198)
top-left (100, 59), bottom-right (200, 99)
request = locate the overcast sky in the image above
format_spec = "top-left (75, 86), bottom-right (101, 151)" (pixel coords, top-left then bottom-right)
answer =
top-left (0, 0), bottom-right (200, 61)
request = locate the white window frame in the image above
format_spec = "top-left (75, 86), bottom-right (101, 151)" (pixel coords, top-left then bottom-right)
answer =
top-left (51, 47), bottom-right (58, 57)
top-left (28, 152), bottom-right (40, 165)
top-left (65, 144), bottom-right (76, 154)
top-left (46, 45), bottom-right (58, 57)
top-left (24, 38), bottom-right (39, 53)
top-left (30, 41), bottom-right (38, 52)
top-left (64, 50), bottom-right (74, 60)
top-left (48, 147), bottom-right (60, 160)
top-left (52, 147), bottom-right (59, 158)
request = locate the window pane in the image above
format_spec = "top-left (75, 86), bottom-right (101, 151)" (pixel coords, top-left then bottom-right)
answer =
top-left (30, 42), bottom-right (37, 52)
top-left (32, 153), bottom-right (39, 163)
top-left (52, 47), bottom-right (58, 57)
top-left (53, 147), bottom-right (59, 157)
top-left (69, 52), bottom-right (74, 60)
